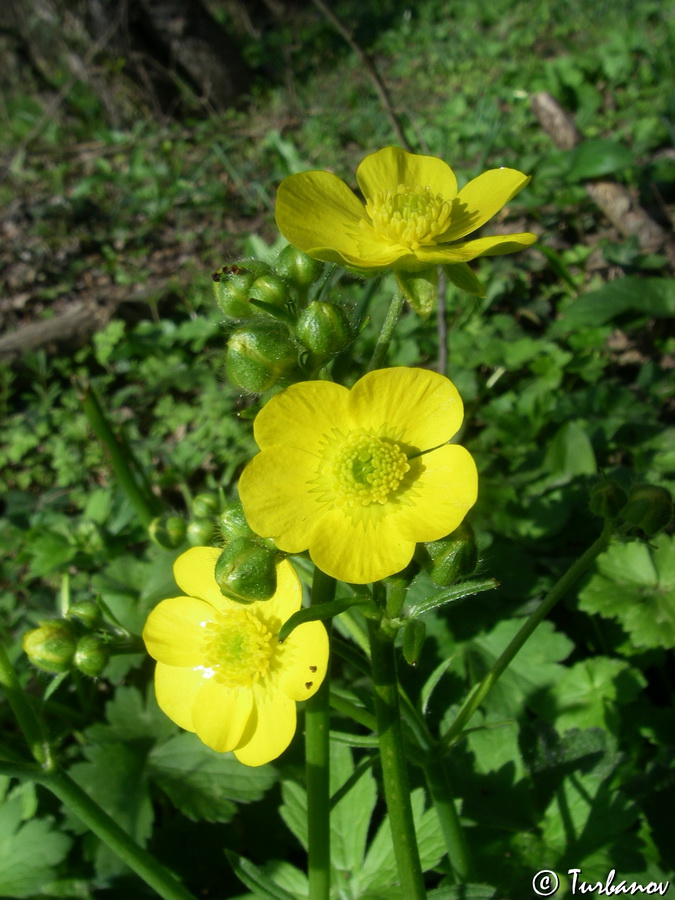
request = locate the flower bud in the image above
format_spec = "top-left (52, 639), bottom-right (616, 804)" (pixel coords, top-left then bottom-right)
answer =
top-left (73, 634), bottom-right (110, 678)
top-left (186, 518), bottom-right (215, 547)
top-left (589, 481), bottom-right (628, 520)
top-left (214, 537), bottom-right (278, 603)
top-left (149, 515), bottom-right (188, 550)
top-left (22, 621), bottom-right (76, 674)
top-left (402, 619), bottom-right (426, 666)
top-left (275, 245), bottom-right (325, 289)
top-left (66, 600), bottom-right (102, 629)
top-left (417, 521), bottom-right (478, 586)
top-left (620, 484), bottom-right (672, 537)
top-left (249, 274), bottom-right (290, 309)
top-left (218, 499), bottom-right (254, 543)
top-left (226, 321), bottom-right (298, 393)
top-left (297, 301), bottom-right (352, 360)
top-left (192, 493), bottom-right (219, 519)
top-left (212, 261), bottom-right (272, 318)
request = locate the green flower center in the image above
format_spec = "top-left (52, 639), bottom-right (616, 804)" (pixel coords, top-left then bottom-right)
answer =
top-left (203, 609), bottom-right (274, 688)
top-left (332, 433), bottom-right (410, 507)
top-left (366, 185), bottom-right (451, 249)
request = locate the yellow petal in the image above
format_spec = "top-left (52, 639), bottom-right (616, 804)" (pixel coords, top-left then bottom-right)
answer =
top-left (191, 679), bottom-right (254, 753)
top-left (154, 661), bottom-right (204, 731)
top-left (275, 170), bottom-right (366, 260)
top-left (348, 367), bottom-right (464, 451)
top-left (356, 146), bottom-right (457, 202)
top-left (440, 168), bottom-right (531, 241)
top-left (173, 547), bottom-right (230, 609)
top-left (238, 448), bottom-right (324, 553)
top-left (277, 620), bottom-right (329, 701)
top-left (309, 506), bottom-right (415, 583)
top-left (143, 596), bottom-right (212, 666)
top-left (414, 232), bottom-right (537, 264)
top-left (233, 684), bottom-right (297, 767)
top-left (392, 444), bottom-right (478, 542)
top-left (250, 559), bottom-right (303, 627)
top-left (253, 380), bottom-right (350, 452)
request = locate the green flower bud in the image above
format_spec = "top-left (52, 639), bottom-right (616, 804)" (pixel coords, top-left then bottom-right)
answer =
top-left (218, 499), bottom-right (254, 543)
top-left (66, 600), bottom-right (102, 629)
top-left (297, 301), bottom-right (352, 360)
top-left (192, 493), bottom-right (219, 519)
top-left (212, 261), bottom-right (272, 318)
top-left (214, 537), bottom-right (278, 603)
top-left (22, 621), bottom-right (76, 674)
top-left (417, 521), bottom-right (478, 587)
top-left (249, 274), bottom-right (290, 309)
top-left (186, 518), bottom-right (215, 547)
top-left (589, 481), bottom-right (628, 520)
top-left (73, 634), bottom-right (110, 678)
top-left (402, 619), bottom-right (426, 667)
top-left (149, 515), bottom-right (188, 549)
top-left (226, 321), bottom-right (298, 393)
top-left (275, 245), bottom-right (325, 289)
top-left (620, 484), bottom-right (672, 537)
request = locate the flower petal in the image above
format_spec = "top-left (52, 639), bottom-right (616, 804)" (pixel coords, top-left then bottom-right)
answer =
top-left (250, 559), bottom-right (303, 627)
top-left (154, 661), bottom-right (204, 731)
top-left (392, 444), bottom-right (478, 542)
top-left (276, 170), bottom-right (367, 260)
top-left (414, 232), bottom-right (538, 264)
top-left (309, 506), bottom-right (415, 583)
top-left (143, 596), bottom-right (213, 666)
top-left (348, 367), bottom-right (464, 450)
top-left (440, 168), bottom-right (531, 241)
top-left (253, 380), bottom-right (351, 452)
top-left (173, 546), bottom-right (230, 609)
top-left (239, 448), bottom-right (324, 553)
top-left (191, 678), bottom-right (254, 753)
top-left (356, 147), bottom-right (457, 202)
top-left (233, 684), bottom-right (297, 766)
top-left (277, 620), bottom-right (329, 700)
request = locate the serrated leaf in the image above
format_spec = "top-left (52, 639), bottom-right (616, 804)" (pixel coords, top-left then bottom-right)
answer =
top-left (86, 685), bottom-right (175, 744)
top-left (466, 714), bottom-right (526, 781)
top-left (553, 277), bottom-right (675, 333)
top-left (149, 732), bottom-right (277, 822)
top-left (28, 532), bottom-right (77, 577)
top-left (226, 852), bottom-right (299, 900)
top-left (279, 780), bottom-right (308, 851)
top-left (329, 743), bottom-right (377, 875)
top-left (578, 534), bottom-right (675, 649)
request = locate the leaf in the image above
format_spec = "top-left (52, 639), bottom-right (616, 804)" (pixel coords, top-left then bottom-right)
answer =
top-left (544, 421), bottom-right (597, 481)
top-left (578, 534), bottom-right (675, 649)
top-left (149, 733), bottom-right (277, 822)
top-left (553, 277), bottom-right (675, 333)
top-left (225, 851), bottom-right (300, 900)
top-left (28, 531), bottom-right (77, 577)
top-left (329, 743), bottom-right (377, 875)
top-left (564, 138), bottom-right (635, 182)
top-left (86, 685), bottom-right (175, 745)
top-left (0, 786), bottom-right (72, 897)
top-left (427, 887), bottom-right (497, 900)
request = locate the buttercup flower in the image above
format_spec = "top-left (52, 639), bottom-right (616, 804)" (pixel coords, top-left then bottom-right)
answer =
top-left (143, 547), bottom-right (329, 766)
top-left (238, 367), bottom-right (478, 584)
top-left (275, 146), bottom-right (536, 302)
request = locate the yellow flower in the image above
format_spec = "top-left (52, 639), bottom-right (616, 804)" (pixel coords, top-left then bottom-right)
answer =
top-left (143, 547), bottom-right (329, 766)
top-left (275, 145), bottom-right (537, 301)
top-left (238, 367), bottom-right (478, 584)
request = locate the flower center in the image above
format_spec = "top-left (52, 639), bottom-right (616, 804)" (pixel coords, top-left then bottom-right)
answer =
top-left (332, 433), bottom-right (410, 507)
top-left (365, 185), bottom-right (451, 249)
top-left (202, 609), bottom-right (274, 688)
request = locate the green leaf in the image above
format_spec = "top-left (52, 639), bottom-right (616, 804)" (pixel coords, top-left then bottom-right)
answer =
top-left (544, 421), bottom-right (597, 481)
top-left (86, 685), bottom-right (175, 745)
top-left (149, 733), bottom-right (277, 822)
top-left (427, 887), bottom-right (497, 900)
top-left (466, 713), bottom-right (526, 782)
top-left (564, 138), bottom-right (635, 182)
top-left (553, 277), bottom-right (675, 333)
top-left (28, 531), bottom-right (77, 577)
top-left (225, 851), bottom-right (300, 900)
top-left (278, 596), bottom-right (376, 642)
top-left (578, 534), bottom-right (675, 649)
top-left (0, 784), bottom-right (72, 897)
top-left (404, 578), bottom-right (498, 619)
top-left (329, 743), bottom-right (377, 875)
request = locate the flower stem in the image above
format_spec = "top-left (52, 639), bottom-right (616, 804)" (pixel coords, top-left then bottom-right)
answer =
top-left (442, 522), bottom-right (613, 748)
top-left (368, 291), bottom-right (406, 371)
top-left (0, 639), bottom-right (53, 769)
top-left (422, 747), bottom-right (472, 883)
top-left (305, 567), bottom-right (335, 900)
top-left (368, 619), bottom-right (426, 899)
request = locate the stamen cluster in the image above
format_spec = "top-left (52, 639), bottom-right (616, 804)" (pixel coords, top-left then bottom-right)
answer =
top-left (366, 185), bottom-right (451, 249)
top-left (203, 609), bottom-right (274, 688)
top-left (332, 433), bottom-right (410, 507)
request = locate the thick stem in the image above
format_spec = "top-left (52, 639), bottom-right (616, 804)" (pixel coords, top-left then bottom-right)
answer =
top-left (368, 291), bottom-right (406, 372)
top-left (442, 523), bottom-right (613, 748)
top-left (368, 620), bottom-right (426, 899)
top-left (305, 568), bottom-right (335, 900)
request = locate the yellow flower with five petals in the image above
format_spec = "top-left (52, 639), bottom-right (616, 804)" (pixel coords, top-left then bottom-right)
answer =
top-left (275, 146), bottom-right (536, 307)
top-left (143, 547), bottom-right (329, 766)
top-left (238, 367), bottom-right (478, 584)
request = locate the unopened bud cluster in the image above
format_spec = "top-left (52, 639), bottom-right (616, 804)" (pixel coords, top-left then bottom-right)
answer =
top-left (591, 480), bottom-right (672, 537)
top-left (22, 600), bottom-right (110, 678)
top-left (214, 246), bottom-right (353, 393)
top-left (214, 498), bottom-right (283, 604)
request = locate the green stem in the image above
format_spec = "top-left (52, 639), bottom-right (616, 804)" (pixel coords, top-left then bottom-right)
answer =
top-left (79, 381), bottom-right (160, 527)
top-left (36, 768), bottom-right (196, 900)
top-left (0, 639), bottom-right (53, 769)
top-left (368, 620), bottom-right (426, 899)
top-left (368, 291), bottom-right (406, 371)
top-left (305, 567), bottom-right (335, 900)
top-left (422, 747), bottom-right (472, 883)
top-left (442, 523), bottom-right (613, 748)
